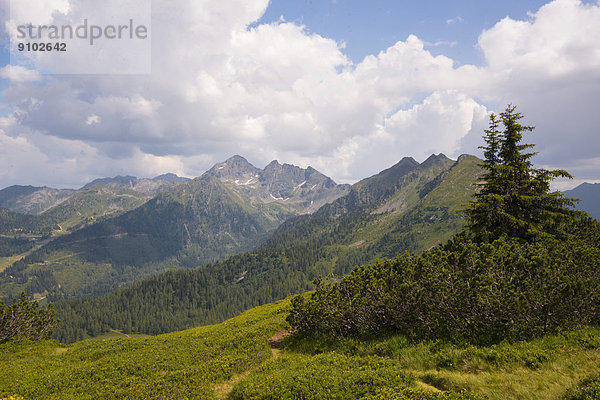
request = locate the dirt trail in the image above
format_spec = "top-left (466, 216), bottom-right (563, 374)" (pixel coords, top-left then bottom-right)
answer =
top-left (213, 329), bottom-right (289, 399)
top-left (267, 329), bottom-right (289, 350)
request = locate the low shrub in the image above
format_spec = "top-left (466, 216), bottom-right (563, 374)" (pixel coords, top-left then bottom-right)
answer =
top-left (288, 220), bottom-right (600, 344)
top-left (230, 352), bottom-right (480, 400)
top-left (562, 375), bottom-right (600, 400)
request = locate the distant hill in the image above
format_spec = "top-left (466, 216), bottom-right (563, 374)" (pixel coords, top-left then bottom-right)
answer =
top-left (564, 182), bottom-right (600, 220)
top-left (52, 154), bottom-right (484, 342)
top-left (0, 173), bottom-right (189, 217)
top-left (0, 158), bottom-right (349, 301)
top-left (0, 185), bottom-right (75, 215)
top-left (152, 173), bottom-right (190, 183)
top-left (0, 174), bottom-right (191, 238)
top-left (81, 174), bottom-right (189, 195)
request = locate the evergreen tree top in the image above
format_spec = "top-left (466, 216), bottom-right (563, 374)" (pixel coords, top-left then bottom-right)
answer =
top-left (465, 104), bottom-right (578, 242)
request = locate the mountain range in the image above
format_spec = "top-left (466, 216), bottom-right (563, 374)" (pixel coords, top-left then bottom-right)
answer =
top-left (0, 174), bottom-right (191, 238)
top-left (0, 174), bottom-right (190, 216)
top-left (0, 157), bottom-right (349, 301)
top-left (51, 153), bottom-right (485, 342)
top-left (1, 154), bottom-right (597, 343)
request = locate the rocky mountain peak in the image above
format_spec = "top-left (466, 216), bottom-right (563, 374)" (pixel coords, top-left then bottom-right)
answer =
top-left (421, 153), bottom-right (451, 167)
top-left (207, 155), bottom-right (351, 214)
top-left (208, 156), bottom-right (261, 181)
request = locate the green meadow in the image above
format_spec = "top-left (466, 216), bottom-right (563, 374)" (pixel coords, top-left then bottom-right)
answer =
top-left (2, 297), bottom-right (600, 399)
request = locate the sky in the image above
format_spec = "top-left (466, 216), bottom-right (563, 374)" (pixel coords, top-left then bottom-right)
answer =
top-left (0, 0), bottom-right (599, 190)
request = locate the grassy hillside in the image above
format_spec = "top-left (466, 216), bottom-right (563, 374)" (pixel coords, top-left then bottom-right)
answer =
top-left (40, 184), bottom-right (151, 233)
top-left (0, 298), bottom-right (290, 399)
top-left (2, 297), bottom-right (600, 399)
top-left (51, 154), bottom-right (482, 343)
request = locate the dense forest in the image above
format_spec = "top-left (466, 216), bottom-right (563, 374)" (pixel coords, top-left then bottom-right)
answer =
top-left (0, 237), bottom-right (35, 257)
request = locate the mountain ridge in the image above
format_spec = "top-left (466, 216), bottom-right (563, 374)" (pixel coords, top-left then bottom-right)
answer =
top-left (0, 185), bottom-right (76, 215)
top-left (0, 173), bottom-right (190, 216)
top-left (0, 158), bottom-right (350, 301)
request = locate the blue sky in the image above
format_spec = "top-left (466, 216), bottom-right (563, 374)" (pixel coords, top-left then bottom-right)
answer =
top-left (257, 1), bottom-right (560, 65)
top-left (0, 0), bottom-right (599, 189)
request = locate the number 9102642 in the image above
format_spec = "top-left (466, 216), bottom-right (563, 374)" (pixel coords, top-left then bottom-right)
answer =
top-left (17, 42), bottom-right (67, 52)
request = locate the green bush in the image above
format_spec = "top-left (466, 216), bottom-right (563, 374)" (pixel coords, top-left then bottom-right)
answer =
top-left (0, 292), bottom-right (56, 341)
top-left (288, 218), bottom-right (600, 344)
top-left (362, 388), bottom-right (483, 400)
top-left (562, 375), bottom-right (600, 400)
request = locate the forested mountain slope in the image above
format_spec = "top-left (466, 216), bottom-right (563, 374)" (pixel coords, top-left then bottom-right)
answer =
top-left (53, 154), bottom-right (483, 342)
top-left (0, 207), bottom-right (39, 236)
top-left (0, 159), bottom-right (348, 302)
top-left (0, 175), bottom-right (278, 301)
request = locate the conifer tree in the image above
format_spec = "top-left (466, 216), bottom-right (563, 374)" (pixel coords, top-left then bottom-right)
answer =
top-left (480, 113), bottom-right (501, 192)
top-left (466, 104), bottom-right (576, 241)
top-left (0, 292), bottom-right (56, 340)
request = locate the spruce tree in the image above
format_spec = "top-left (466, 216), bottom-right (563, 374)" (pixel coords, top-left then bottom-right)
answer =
top-left (480, 112), bottom-right (501, 193)
top-left (466, 104), bottom-right (576, 241)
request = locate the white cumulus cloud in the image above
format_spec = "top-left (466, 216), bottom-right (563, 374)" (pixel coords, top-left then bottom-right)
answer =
top-left (0, 0), bottom-right (598, 189)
